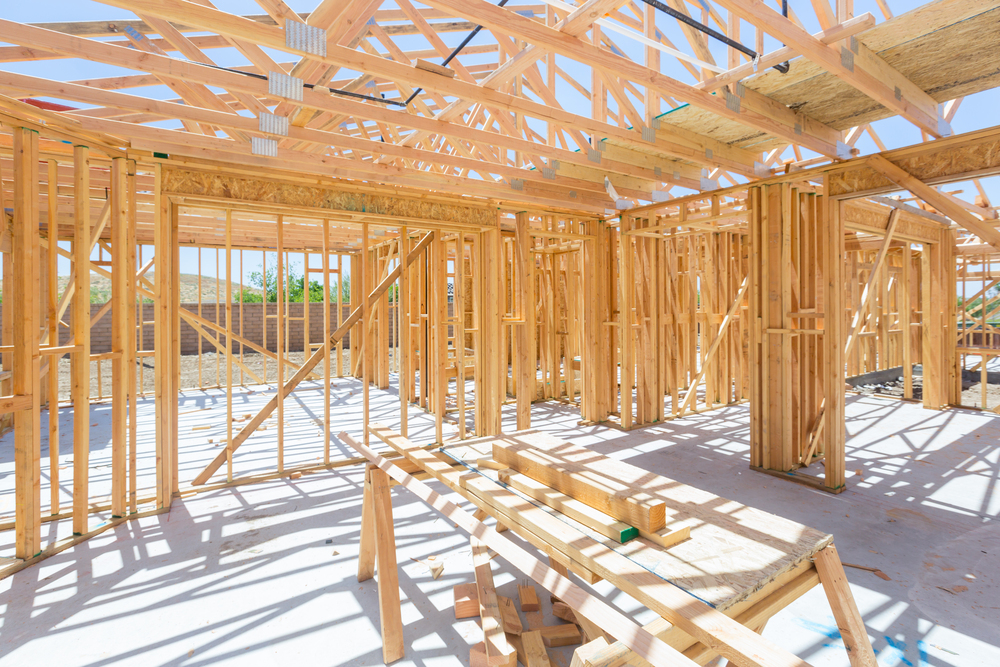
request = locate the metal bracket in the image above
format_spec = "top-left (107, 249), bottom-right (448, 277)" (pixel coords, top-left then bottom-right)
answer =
top-left (840, 46), bottom-right (854, 72)
top-left (285, 19), bottom-right (326, 57)
top-left (268, 71), bottom-right (304, 102)
top-left (510, 178), bottom-right (524, 191)
top-left (251, 136), bottom-right (278, 157)
top-left (259, 112), bottom-right (289, 137)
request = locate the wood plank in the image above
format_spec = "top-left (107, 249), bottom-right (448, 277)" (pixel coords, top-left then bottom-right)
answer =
top-left (12, 126), bottom-right (40, 559)
top-left (813, 545), bottom-right (877, 667)
top-left (498, 595), bottom-right (523, 635)
top-left (498, 468), bottom-right (638, 544)
top-left (472, 536), bottom-right (516, 665)
top-left (357, 464), bottom-right (376, 582)
top-left (371, 465), bottom-right (405, 664)
top-left (522, 630), bottom-right (552, 667)
top-left (492, 442), bottom-right (666, 532)
top-left (72, 145), bottom-right (90, 535)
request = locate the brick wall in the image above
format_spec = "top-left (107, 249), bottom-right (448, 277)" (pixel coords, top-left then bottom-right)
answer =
top-left (1, 302), bottom-right (400, 355)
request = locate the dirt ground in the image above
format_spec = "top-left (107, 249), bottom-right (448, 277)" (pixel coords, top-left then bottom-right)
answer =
top-left (50, 348), bottom-right (407, 402)
top-left (852, 373), bottom-right (1000, 410)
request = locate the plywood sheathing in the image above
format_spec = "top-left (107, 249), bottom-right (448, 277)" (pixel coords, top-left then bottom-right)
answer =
top-left (658, 0), bottom-right (1000, 153)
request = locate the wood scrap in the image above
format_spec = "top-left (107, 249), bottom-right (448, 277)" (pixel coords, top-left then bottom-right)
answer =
top-left (454, 582), bottom-right (480, 619)
top-left (540, 623), bottom-right (582, 647)
top-left (518, 583), bottom-right (541, 612)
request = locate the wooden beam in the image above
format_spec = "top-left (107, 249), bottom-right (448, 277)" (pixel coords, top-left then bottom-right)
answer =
top-left (72, 145), bottom-right (90, 535)
top-left (12, 126), bottom-right (41, 559)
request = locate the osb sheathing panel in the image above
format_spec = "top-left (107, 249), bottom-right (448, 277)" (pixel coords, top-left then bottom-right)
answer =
top-left (658, 0), bottom-right (1000, 151)
top-left (161, 167), bottom-right (496, 227)
top-left (829, 135), bottom-right (1000, 197)
top-left (843, 199), bottom-right (947, 244)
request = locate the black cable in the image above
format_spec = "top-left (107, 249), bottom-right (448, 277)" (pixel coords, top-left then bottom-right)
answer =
top-left (200, 62), bottom-right (407, 106)
top-left (404, 0), bottom-right (512, 106)
top-left (638, 0), bottom-right (788, 74)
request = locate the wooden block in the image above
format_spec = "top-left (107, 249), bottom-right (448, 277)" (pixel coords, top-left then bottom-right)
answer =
top-left (471, 641), bottom-right (516, 667)
top-left (551, 602), bottom-right (576, 624)
top-left (498, 595), bottom-right (523, 635)
top-left (522, 630), bottom-right (552, 667)
top-left (454, 582), bottom-right (480, 619)
top-left (540, 624), bottom-right (582, 648)
top-left (518, 584), bottom-right (541, 612)
top-left (415, 58), bottom-right (456, 78)
top-left (570, 637), bottom-right (610, 667)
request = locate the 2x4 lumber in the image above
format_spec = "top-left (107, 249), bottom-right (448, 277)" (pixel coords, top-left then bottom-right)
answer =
top-left (368, 425), bottom-right (814, 667)
top-left (110, 157), bottom-right (127, 516)
top-left (813, 545), bottom-right (877, 667)
top-left (492, 443), bottom-right (666, 533)
top-left (371, 465), bottom-right (405, 664)
top-left (716, 1), bottom-right (943, 137)
top-left (822, 183), bottom-right (846, 491)
top-left (472, 537), bottom-right (516, 665)
top-left (522, 630), bottom-right (552, 667)
top-left (12, 126), bottom-right (40, 560)
top-left (190, 231), bottom-right (434, 486)
top-left (72, 145), bottom-right (91, 535)
top-left (340, 429), bottom-right (702, 667)
top-left (497, 469), bottom-right (638, 544)
top-left (45, 159), bottom-right (59, 516)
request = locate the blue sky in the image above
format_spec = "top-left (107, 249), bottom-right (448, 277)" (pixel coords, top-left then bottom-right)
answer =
top-left (3, 0), bottom-right (997, 286)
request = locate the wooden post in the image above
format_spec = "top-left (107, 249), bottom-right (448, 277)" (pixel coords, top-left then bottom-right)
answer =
top-left (358, 464), bottom-right (376, 581)
top-left (46, 159), bottom-right (59, 517)
top-left (822, 192), bottom-right (846, 491)
top-left (371, 465), bottom-right (405, 663)
top-left (432, 233), bottom-right (446, 443)
top-left (323, 219), bottom-right (331, 463)
top-left (399, 227), bottom-right (409, 438)
top-left (126, 162), bottom-right (137, 513)
top-left (72, 145), bottom-right (91, 534)
top-left (226, 210), bottom-right (233, 481)
top-left (111, 157), bottom-right (127, 516)
top-left (516, 212), bottom-right (533, 429)
top-left (276, 215), bottom-right (284, 470)
top-left (13, 126), bottom-right (41, 558)
top-left (363, 223), bottom-right (370, 445)
top-left (154, 165), bottom-right (174, 508)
